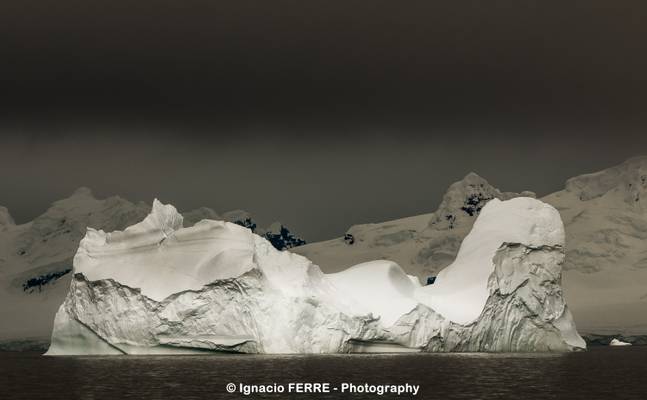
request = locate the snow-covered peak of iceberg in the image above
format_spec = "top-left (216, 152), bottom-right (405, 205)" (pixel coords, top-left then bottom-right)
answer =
top-left (467, 197), bottom-right (564, 246)
top-left (418, 197), bottom-right (564, 325)
top-left (74, 200), bottom-right (314, 302)
top-left (146, 199), bottom-right (184, 232)
top-left (76, 202), bottom-right (254, 301)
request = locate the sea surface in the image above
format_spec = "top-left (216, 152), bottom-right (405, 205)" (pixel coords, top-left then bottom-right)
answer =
top-left (1, 347), bottom-right (645, 400)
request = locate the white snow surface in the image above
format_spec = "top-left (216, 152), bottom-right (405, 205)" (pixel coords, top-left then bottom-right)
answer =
top-left (77, 200), bottom-right (257, 301)
top-left (74, 200), bottom-right (398, 318)
top-left (326, 260), bottom-right (422, 326)
top-left (609, 338), bottom-right (632, 346)
top-left (74, 197), bottom-right (562, 327)
top-left (416, 197), bottom-right (564, 324)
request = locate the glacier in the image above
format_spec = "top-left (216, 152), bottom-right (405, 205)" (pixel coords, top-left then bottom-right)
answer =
top-left (46, 197), bottom-right (585, 355)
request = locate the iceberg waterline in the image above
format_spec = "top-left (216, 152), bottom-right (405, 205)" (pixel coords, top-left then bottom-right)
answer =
top-left (46, 198), bottom-right (585, 355)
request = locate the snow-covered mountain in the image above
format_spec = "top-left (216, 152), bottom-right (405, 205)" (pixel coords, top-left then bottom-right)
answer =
top-left (0, 188), bottom-right (149, 341)
top-left (295, 157), bottom-right (647, 337)
top-left (0, 189), bottom-right (304, 342)
top-left (543, 156), bottom-right (647, 335)
top-left (47, 198), bottom-right (583, 355)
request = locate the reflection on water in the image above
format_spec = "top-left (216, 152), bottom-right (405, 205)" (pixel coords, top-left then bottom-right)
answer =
top-left (1, 347), bottom-right (645, 399)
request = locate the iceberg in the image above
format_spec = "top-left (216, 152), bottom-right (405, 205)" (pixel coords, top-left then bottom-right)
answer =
top-left (47, 198), bottom-right (585, 355)
top-left (609, 338), bottom-right (632, 346)
top-left (0, 188), bottom-right (305, 344)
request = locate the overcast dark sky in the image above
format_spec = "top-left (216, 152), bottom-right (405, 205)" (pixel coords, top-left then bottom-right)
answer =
top-left (1, 1), bottom-right (647, 240)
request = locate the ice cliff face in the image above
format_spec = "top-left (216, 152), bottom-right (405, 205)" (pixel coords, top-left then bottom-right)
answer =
top-left (384, 242), bottom-right (582, 352)
top-left (418, 197), bottom-right (564, 324)
top-left (47, 197), bottom-right (584, 355)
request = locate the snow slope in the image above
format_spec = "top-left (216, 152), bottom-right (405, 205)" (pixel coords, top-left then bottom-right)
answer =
top-left (543, 156), bottom-right (647, 335)
top-left (326, 260), bottom-right (422, 326)
top-left (47, 198), bottom-right (583, 355)
top-left (417, 198), bottom-right (564, 324)
top-left (0, 189), bottom-right (304, 341)
top-left (0, 188), bottom-right (149, 340)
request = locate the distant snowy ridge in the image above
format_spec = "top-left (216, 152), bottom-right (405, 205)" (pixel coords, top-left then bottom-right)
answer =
top-left (543, 156), bottom-right (647, 334)
top-left (47, 197), bottom-right (583, 355)
top-left (0, 188), bottom-right (304, 341)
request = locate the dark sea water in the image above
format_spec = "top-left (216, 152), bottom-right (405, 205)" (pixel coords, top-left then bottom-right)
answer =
top-left (1, 347), bottom-right (645, 400)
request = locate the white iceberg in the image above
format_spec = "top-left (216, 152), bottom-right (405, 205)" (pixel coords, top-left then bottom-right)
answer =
top-left (609, 338), bottom-right (632, 346)
top-left (47, 197), bottom-right (585, 355)
top-left (0, 188), bottom-right (304, 344)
